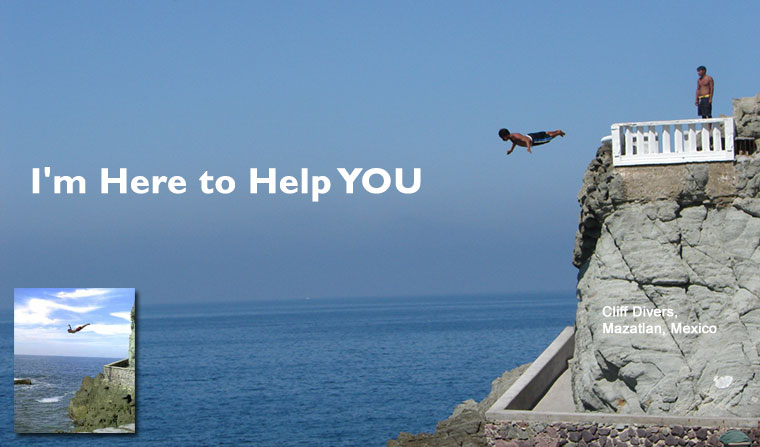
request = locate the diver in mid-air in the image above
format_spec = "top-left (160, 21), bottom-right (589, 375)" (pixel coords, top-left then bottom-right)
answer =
top-left (499, 128), bottom-right (566, 155)
top-left (67, 323), bottom-right (91, 334)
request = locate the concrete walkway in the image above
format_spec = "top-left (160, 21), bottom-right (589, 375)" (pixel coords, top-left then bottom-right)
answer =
top-left (531, 369), bottom-right (574, 412)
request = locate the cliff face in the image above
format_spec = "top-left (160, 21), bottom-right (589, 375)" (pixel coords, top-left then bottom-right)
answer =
top-left (733, 93), bottom-right (760, 140)
top-left (68, 373), bottom-right (135, 432)
top-left (68, 304), bottom-right (136, 432)
top-left (572, 130), bottom-right (760, 415)
top-left (129, 304), bottom-right (135, 367)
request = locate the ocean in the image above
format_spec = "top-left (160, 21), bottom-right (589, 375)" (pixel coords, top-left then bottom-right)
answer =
top-left (14, 355), bottom-right (120, 433)
top-left (3, 293), bottom-right (576, 446)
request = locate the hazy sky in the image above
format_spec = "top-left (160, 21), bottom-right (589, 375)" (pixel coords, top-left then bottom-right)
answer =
top-left (14, 288), bottom-right (133, 357)
top-left (1, 2), bottom-right (758, 307)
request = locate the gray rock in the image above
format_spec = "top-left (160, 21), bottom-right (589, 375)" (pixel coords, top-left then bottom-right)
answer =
top-left (734, 94), bottom-right (760, 138)
top-left (69, 373), bottom-right (135, 432)
top-left (436, 399), bottom-right (482, 436)
top-left (679, 165), bottom-right (709, 205)
top-left (572, 109), bottom-right (760, 416)
top-left (128, 304), bottom-right (136, 368)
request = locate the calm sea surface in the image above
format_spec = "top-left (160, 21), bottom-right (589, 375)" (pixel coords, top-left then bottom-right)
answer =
top-left (2, 293), bottom-right (576, 446)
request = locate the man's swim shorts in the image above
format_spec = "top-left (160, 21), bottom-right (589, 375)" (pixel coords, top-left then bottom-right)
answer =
top-left (698, 96), bottom-right (712, 118)
top-left (527, 131), bottom-right (555, 146)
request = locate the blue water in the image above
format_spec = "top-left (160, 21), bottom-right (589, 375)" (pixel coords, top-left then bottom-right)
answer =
top-left (2, 293), bottom-right (576, 446)
top-left (14, 355), bottom-right (120, 433)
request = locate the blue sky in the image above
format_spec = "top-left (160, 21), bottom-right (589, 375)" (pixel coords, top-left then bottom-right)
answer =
top-left (14, 288), bottom-right (134, 357)
top-left (1, 2), bottom-right (758, 306)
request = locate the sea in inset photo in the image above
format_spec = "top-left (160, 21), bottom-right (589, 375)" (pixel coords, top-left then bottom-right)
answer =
top-left (13, 288), bottom-right (135, 433)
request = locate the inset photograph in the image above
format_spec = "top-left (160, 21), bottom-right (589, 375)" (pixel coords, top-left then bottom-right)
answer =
top-left (14, 288), bottom-right (135, 433)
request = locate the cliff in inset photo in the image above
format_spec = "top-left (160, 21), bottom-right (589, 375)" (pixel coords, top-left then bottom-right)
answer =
top-left (68, 304), bottom-right (136, 432)
top-left (572, 99), bottom-right (760, 416)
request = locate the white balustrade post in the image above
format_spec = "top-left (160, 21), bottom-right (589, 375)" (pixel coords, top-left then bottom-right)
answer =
top-left (662, 125), bottom-right (671, 153)
top-left (611, 125), bottom-right (621, 160)
top-left (701, 125), bottom-right (710, 151)
top-left (625, 127), bottom-right (633, 156)
top-left (725, 118), bottom-right (735, 154)
top-left (674, 125), bottom-right (683, 153)
top-left (648, 126), bottom-right (658, 154)
top-left (687, 124), bottom-right (697, 152)
top-left (636, 128), bottom-right (645, 154)
top-left (712, 126), bottom-right (722, 152)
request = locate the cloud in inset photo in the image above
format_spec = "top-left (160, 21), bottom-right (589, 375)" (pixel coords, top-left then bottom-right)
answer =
top-left (14, 298), bottom-right (100, 326)
top-left (110, 311), bottom-right (132, 321)
top-left (84, 323), bottom-right (131, 336)
top-left (55, 288), bottom-right (112, 300)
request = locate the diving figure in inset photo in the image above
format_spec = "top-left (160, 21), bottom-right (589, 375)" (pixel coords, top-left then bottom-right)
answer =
top-left (67, 323), bottom-right (91, 334)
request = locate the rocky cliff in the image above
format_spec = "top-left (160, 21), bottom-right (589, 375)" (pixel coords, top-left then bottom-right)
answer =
top-left (733, 93), bottom-right (760, 141)
top-left (68, 304), bottom-right (136, 432)
top-left (572, 97), bottom-right (760, 416)
top-left (68, 373), bottom-right (135, 432)
top-left (129, 304), bottom-right (136, 367)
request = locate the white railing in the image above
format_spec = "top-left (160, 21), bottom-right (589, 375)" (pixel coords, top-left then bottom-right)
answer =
top-left (611, 118), bottom-right (734, 166)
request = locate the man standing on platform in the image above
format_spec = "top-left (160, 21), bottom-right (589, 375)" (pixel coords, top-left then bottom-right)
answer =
top-left (696, 65), bottom-right (714, 119)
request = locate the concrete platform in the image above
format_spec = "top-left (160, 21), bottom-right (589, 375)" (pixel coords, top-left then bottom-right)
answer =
top-left (531, 368), bottom-right (573, 412)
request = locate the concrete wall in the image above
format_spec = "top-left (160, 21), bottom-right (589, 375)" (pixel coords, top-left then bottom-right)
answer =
top-left (486, 327), bottom-right (575, 415)
top-left (614, 161), bottom-right (737, 203)
top-left (104, 359), bottom-right (134, 390)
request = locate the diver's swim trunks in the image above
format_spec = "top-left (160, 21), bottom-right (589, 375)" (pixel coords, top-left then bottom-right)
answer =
top-left (698, 96), bottom-right (712, 118)
top-left (527, 131), bottom-right (555, 146)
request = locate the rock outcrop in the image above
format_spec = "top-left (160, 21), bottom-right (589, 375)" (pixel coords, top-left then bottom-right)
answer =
top-left (68, 373), bottom-right (135, 432)
top-left (572, 104), bottom-right (760, 416)
top-left (733, 94), bottom-right (760, 140)
top-left (68, 303), bottom-right (136, 432)
top-left (388, 364), bottom-right (530, 447)
top-left (129, 304), bottom-right (136, 368)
